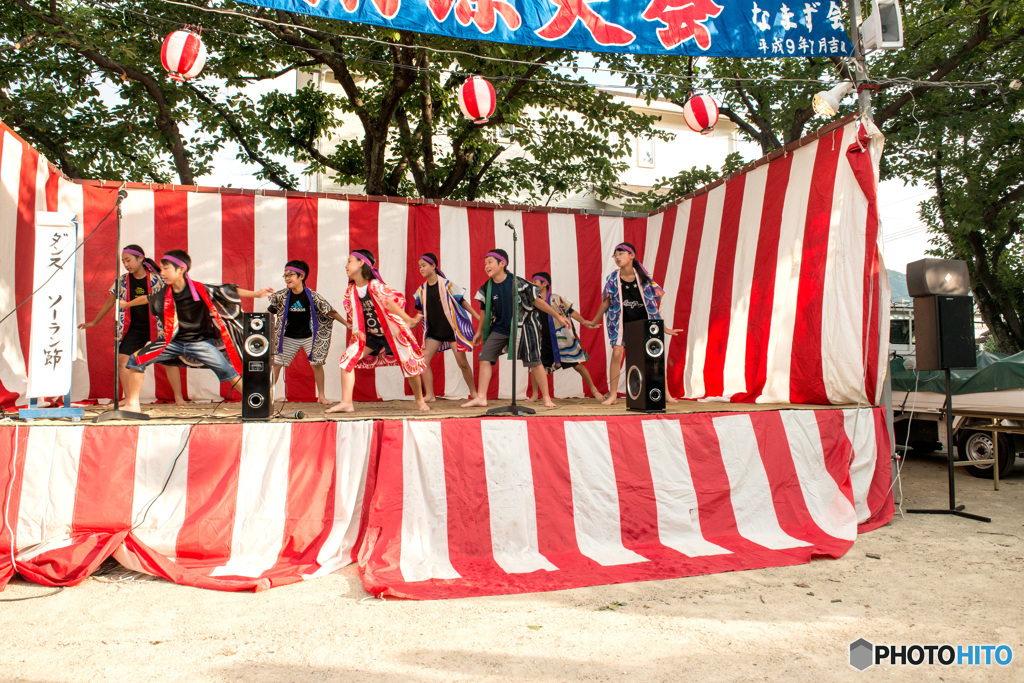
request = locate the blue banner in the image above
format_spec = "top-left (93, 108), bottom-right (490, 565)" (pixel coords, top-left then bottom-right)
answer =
top-left (235, 0), bottom-right (854, 58)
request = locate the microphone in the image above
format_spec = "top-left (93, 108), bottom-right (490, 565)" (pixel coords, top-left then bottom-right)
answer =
top-left (116, 189), bottom-right (128, 204)
top-left (279, 410), bottom-right (306, 420)
top-left (504, 219), bottom-right (515, 230)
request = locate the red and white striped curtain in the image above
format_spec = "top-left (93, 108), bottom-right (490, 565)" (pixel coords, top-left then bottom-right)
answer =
top-left (0, 119), bottom-right (888, 407)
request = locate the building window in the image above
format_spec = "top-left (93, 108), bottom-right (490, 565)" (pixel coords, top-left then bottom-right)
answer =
top-left (638, 136), bottom-right (655, 168)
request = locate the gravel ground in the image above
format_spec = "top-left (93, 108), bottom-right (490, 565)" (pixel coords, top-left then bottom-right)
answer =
top-left (2, 452), bottom-right (1022, 682)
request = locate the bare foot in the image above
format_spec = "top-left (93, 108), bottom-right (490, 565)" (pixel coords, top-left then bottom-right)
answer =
top-left (416, 399), bottom-right (431, 412)
top-left (461, 396), bottom-right (488, 408)
top-left (601, 395), bottom-right (618, 406)
top-left (318, 396), bottom-right (332, 406)
top-left (424, 394), bottom-right (437, 403)
top-left (543, 398), bottom-right (556, 408)
top-left (523, 394), bottom-right (537, 403)
top-left (325, 402), bottom-right (354, 414)
top-left (174, 398), bottom-right (187, 407)
top-left (667, 395), bottom-right (679, 404)
top-left (590, 391), bottom-right (606, 401)
top-left (123, 402), bottom-right (144, 413)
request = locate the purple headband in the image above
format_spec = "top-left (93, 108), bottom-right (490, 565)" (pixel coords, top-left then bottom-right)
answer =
top-left (613, 243), bottom-right (652, 281)
top-left (485, 251), bottom-right (508, 265)
top-left (351, 251), bottom-right (384, 283)
top-left (419, 254), bottom-right (446, 280)
top-left (531, 274), bottom-right (549, 285)
top-left (124, 249), bottom-right (158, 274)
top-left (285, 265), bottom-right (307, 276)
top-left (161, 254), bottom-right (200, 301)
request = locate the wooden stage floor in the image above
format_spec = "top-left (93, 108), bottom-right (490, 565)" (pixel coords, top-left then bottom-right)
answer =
top-left (16, 398), bottom-right (849, 425)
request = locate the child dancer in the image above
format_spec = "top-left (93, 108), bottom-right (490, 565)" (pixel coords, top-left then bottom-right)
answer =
top-left (461, 249), bottom-right (570, 409)
top-left (414, 253), bottom-right (480, 402)
top-left (590, 242), bottom-right (677, 405)
top-left (122, 249), bottom-right (273, 412)
top-left (527, 271), bottom-right (605, 401)
top-left (267, 259), bottom-right (349, 405)
top-left (78, 244), bottom-right (185, 405)
top-left (326, 249), bottom-right (430, 414)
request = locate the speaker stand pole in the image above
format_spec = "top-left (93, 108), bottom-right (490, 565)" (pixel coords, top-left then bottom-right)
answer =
top-left (487, 225), bottom-right (534, 418)
top-left (908, 368), bottom-right (988, 522)
top-left (94, 192), bottom-right (149, 423)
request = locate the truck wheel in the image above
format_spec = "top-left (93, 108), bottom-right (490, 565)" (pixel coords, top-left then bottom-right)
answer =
top-left (957, 430), bottom-right (1015, 478)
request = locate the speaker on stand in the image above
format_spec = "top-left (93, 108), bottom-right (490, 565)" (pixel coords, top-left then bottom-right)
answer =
top-left (904, 259), bottom-right (988, 523)
top-left (241, 312), bottom-right (274, 420)
top-left (625, 319), bottom-right (666, 413)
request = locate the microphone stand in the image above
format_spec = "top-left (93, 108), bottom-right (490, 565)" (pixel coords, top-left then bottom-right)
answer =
top-left (487, 221), bottom-right (535, 417)
top-left (94, 189), bottom-right (149, 423)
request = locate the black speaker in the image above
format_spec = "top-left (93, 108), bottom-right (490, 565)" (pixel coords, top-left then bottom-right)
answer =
top-left (913, 295), bottom-right (977, 371)
top-left (906, 259), bottom-right (970, 297)
top-left (625, 319), bottom-right (666, 413)
top-left (241, 312), bottom-right (274, 420)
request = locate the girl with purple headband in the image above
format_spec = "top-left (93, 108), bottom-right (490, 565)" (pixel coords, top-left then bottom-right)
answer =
top-left (413, 252), bottom-right (481, 402)
top-left (528, 271), bottom-right (605, 401)
top-left (78, 243), bottom-right (184, 405)
top-left (590, 242), bottom-right (679, 406)
top-left (327, 249), bottom-right (429, 414)
top-left (266, 259), bottom-right (349, 405)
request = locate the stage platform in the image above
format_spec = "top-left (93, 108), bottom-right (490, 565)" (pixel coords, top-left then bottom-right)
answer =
top-left (18, 397), bottom-right (858, 425)
top-left (1, 402), bottom-right (894, 599)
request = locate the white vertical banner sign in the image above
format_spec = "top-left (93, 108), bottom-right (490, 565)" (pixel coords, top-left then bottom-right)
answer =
top-left (27, 212), bottom-right (78, 398)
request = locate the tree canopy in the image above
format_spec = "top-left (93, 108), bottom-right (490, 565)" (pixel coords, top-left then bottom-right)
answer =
top-left (2, 0), bottom-right (1022, 349)
top-left (0, 0), bottom-right (658, 201)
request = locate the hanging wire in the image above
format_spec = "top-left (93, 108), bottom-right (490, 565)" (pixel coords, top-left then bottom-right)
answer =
top-left (79, 0), bottom-right (1013, 94)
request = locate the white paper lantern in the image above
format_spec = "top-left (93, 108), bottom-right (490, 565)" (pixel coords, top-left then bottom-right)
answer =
top-left (682, 94), bottom-right (720, 135)
top-left (161, 29), bottom-right (207, 82)
top-left (458, 76), bottom-right (497, 124)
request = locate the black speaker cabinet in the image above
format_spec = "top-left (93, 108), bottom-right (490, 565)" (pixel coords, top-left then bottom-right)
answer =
top-left (906, 259), bottom-right (970, 297)
top-left (625, 319), bottom-right (666, 413)
top-left (913, 295), bottom-right (977, 371)
top-left (241, 312), bottom-right (274, 420)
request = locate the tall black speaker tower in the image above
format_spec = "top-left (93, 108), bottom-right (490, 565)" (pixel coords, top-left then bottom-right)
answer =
top-left (241, 312), bottom-right (273, 420)
top-left (625, 319), bottom-right (666, 413)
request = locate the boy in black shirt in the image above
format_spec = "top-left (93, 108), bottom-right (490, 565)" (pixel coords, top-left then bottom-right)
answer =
top-left (123, 249), bottom-right (272, 412)
top-left (461, 248), bottom-right (569, 409)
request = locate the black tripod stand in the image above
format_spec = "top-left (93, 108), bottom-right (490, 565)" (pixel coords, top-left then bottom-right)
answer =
top-left (94, 189), bottom-right (149, 423)
top-left (908, 368), bottom-right (988, 522)
top-left (487, 221), bottom-right (534, 417)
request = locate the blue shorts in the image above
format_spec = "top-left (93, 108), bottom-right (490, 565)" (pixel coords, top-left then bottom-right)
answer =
top-left (127, 339), bottom-right (240, 383)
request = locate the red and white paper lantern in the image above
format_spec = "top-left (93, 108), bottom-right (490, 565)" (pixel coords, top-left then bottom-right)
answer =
top-left (682, 94), bottom-right (720, 135)
top-left (161, 29), bottom-right (207, 82)
top-left (458, 76), bottom-right (497, 124)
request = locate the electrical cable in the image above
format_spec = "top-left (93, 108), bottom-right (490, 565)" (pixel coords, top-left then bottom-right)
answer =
top-left (0, 586), bottom-right (65, 602)
top-left (86, 0), bottom-right (1018, 93)
top-left (128, 394), bottom-right (232, 532)
top-left (0, 194), bottom-right (120, 330)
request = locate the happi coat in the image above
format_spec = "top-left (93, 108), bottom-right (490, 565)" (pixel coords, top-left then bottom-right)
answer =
top-left (267, 287), bottom-right (336, 364)
top-left (338, 279), bottom-right (426, 377)
top-left (413, 277), bottom-right (475, 352)
top-left (601, 271), bottom-right (664, 347)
